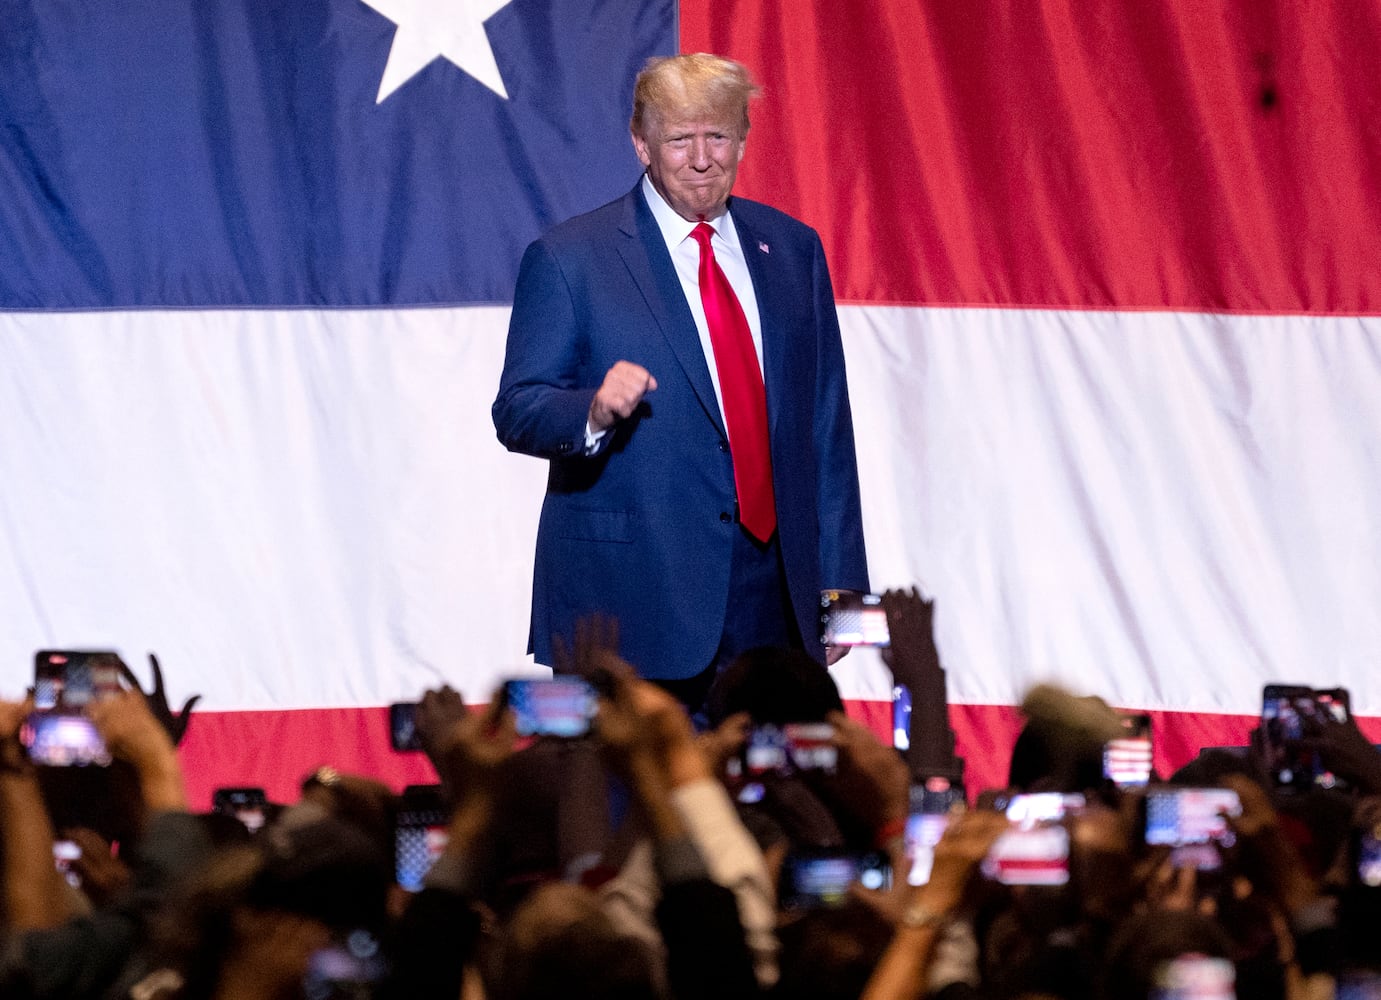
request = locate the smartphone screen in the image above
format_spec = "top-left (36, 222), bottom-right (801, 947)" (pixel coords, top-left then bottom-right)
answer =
top-left (818, 590), bottom-right (890, 647)
top-left (742, 722), bottom-right (837, 776)
top-left (1337, 971), bottom-right (1381, 1000)
top-left (53, 839), bottom-right (82, 888)
top-left (1356, 822), bottom-right (1381, 888)
top-left (503, 677), bottom-right (597, 738)
top-left (779, 850), bottom-right (891, 909)
top-left (1150, 955), bottom-right (1235, 1000)
top-left (389, 702), bottom-right (423, 752)
top-left (981, 792), bottom-right (1084, 886)
top-left (212, 787), bottom-right (269, 833)
top-left (892, 683), bottom-right (912, 751)
top-left (1262, 684), bottom-right (1349, 790)
top-left (22, 651), bottom-right (123, 767)
top-left (1104, 712), bottom-right (1154, 788)
top-left (1144, 787), bottom-right (1241, 871)
top-left (304, 930), bottom-right (387, 998)
top-left (1261, 684), bottom-right (1313, 788)
top-left (905, 777), bottom-right (966, 886)
top-left (1315, 688), bottom-right (1351, 723)
top-left (394, 786), bottom-right (449, 892)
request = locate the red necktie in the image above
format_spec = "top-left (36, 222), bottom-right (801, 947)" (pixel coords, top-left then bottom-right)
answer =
top-left (691, 221), bottom-right (776, 542)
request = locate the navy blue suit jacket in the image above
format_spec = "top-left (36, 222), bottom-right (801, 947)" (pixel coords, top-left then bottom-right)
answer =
top-left (493, 182), bottom-right (869, 680)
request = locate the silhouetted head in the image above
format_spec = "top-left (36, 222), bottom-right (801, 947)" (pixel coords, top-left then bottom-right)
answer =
top-left (706, 645), bottom-right (844, 729)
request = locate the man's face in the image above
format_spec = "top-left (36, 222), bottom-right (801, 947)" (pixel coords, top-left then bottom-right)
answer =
top-left (632, 113), bottom-right (746, 222)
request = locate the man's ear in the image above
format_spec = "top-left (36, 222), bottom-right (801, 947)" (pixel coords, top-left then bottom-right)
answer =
top-left (631, 129), bottom-right (651, 167)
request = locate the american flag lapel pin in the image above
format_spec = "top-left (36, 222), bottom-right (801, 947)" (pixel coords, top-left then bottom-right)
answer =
top-left (758, 240), bottom-right (770, 254)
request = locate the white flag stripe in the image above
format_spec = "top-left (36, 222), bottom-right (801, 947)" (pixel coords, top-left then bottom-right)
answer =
top-left (1, 305), bottom-right (1378, 721)
top-left (842, 305), bottom-right (1381, 713)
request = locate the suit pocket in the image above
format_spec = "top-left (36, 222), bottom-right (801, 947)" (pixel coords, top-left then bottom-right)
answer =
top-left (556, 508), bottom-right (635, 543)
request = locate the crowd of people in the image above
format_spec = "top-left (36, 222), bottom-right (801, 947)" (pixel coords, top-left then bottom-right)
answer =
top-left (1, 597), bottom-right (1379, 1000)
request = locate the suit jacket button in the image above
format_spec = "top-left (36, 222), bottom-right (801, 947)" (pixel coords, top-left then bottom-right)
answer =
top-left (719, 511), bottom-right (732, 524)
top-left (557, 441), bottom-right (572, 454)
top-left (718, 440), bottom-right (729, 452)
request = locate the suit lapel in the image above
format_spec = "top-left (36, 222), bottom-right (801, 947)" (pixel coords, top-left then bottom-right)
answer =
top-left (614, 187), bottom-right (727, 437)
top-left (731, 208), bottom-right (787, 441)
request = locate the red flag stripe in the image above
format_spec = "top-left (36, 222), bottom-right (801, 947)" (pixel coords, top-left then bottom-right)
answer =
top-left (173, 703), bottom-right (1381, 810)
top-left (683, 1), bottom-right (1381, 313)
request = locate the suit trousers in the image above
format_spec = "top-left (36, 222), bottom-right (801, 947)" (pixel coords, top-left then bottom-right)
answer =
top-left (656, 519), bottom-right (802, 721)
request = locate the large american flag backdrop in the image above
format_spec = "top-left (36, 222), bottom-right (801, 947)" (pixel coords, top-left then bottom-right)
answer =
top-left (2, 1), bottom-right (1378, 807)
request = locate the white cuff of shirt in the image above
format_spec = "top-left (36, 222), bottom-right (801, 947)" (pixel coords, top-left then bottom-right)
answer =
top-left (583, 420), bottom-right (609, 454)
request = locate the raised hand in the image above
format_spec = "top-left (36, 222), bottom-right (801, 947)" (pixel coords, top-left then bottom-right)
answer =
top-left (117, 653), bottom-right (201, 746)
top-left (413, 684), bottom-right (469, 791)
top-left (427, 695), bottom-right (519, 808)
top-left (88, 689), bottom-right (185, 812)
top-left (1306, 711), bottom-right (1381, 794)
top-left (924, 808), bottom-right (1010, 911)
top-left (879, 587), bottom-right (937, 661)
top-left (552, 613), bottom-right (628, 684)
top-left (63, 827), bottom-right (132, 906)
top-left (698, 711), bottom-right (751, 780)
top-left (822, 709), bottom-right (910, 837)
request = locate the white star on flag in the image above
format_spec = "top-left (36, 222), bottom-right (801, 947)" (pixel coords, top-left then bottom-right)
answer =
top-left (361, 0), bottom-right (513, 103)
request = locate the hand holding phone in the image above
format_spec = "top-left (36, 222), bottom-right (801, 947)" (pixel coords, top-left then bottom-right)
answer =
top-left (980, 792), bottom-right (1084, 886)
top-left (388, 702), bottom-right (423, 752)
top-left (819, 590), bottom-right (890, 647)
top-left (742, 722), bottom-right (837, 776)
top-left (904, 776), bottom-right (966, 885)
top-left (1143, 786), bottom-right (1241, 871)
top-left (22, 651), bottom-right (124, 767)
top-left (212, 786), bottom-right (269, 833)
top-left (1261, 684), bottom-right (1353, 791)
top-left (502, 677), bottom-right (597, 738)
top-left (779, 849), bottom-right (891, 909)
top-left (1104, 712), bottom-right (1154, 788)
top-left (394, 785), bottom-right (449, 892)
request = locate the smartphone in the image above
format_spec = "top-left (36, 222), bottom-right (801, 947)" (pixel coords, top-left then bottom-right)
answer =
top-left (981, 792), bottom-right (1084, 886)
top-left (892, 683), bottom-right (912, 751)
top-left (502, 677), bottom-right (597, 738)
top-left (1262, 683), bottom-right (1349, 791)
top-left (1337, 971), bottom-right (1381, 1000)
top-left (393, 785), bottom-right (449, 892)
top-left (1315, 687), bottom-right (1351, 723)
top-left (304, 930), bottom-right (387, 999)
top-left (818, 590), bottom-right (890, 647)
top-left (1150, 955), bottom-right (1236, 1000)
top-left (212, 786), bottom-right (269, 834)
top-left (22, 651), bottom-right (123, 767)
top-left (742, 722), bottom-right (837, 776)
top-left (1104, 712), bottom-right (1154, 788)
top-left (53, 839), bottom-right (82, 888)
top-left (779, 849), bottom-right (891, 909)
top-left (1311, 688), bottom-right (1352, 791)
top-left (1355, 820), bottom-right (1381, 889)
top-left (388, 702), bottom-right (423, 752)
top-left (905, 776), bottom-right (966, 886)
top-left (1143, 786), bottom-right (1241, 871)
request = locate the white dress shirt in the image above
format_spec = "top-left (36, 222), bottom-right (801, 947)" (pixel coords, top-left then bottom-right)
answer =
top-left (640, 172), bottom-right (766, 418)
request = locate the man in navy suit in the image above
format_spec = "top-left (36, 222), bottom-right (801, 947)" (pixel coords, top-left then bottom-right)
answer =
top-left (493, 53), bottom-right (868, 705)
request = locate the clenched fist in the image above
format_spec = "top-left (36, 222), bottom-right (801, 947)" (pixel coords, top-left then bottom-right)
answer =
top-left (589, 361), bottom-right (657, 431)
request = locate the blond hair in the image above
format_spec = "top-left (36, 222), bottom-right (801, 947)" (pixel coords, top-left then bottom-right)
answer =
top-left (630, 53), bottom-right (760, 140)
